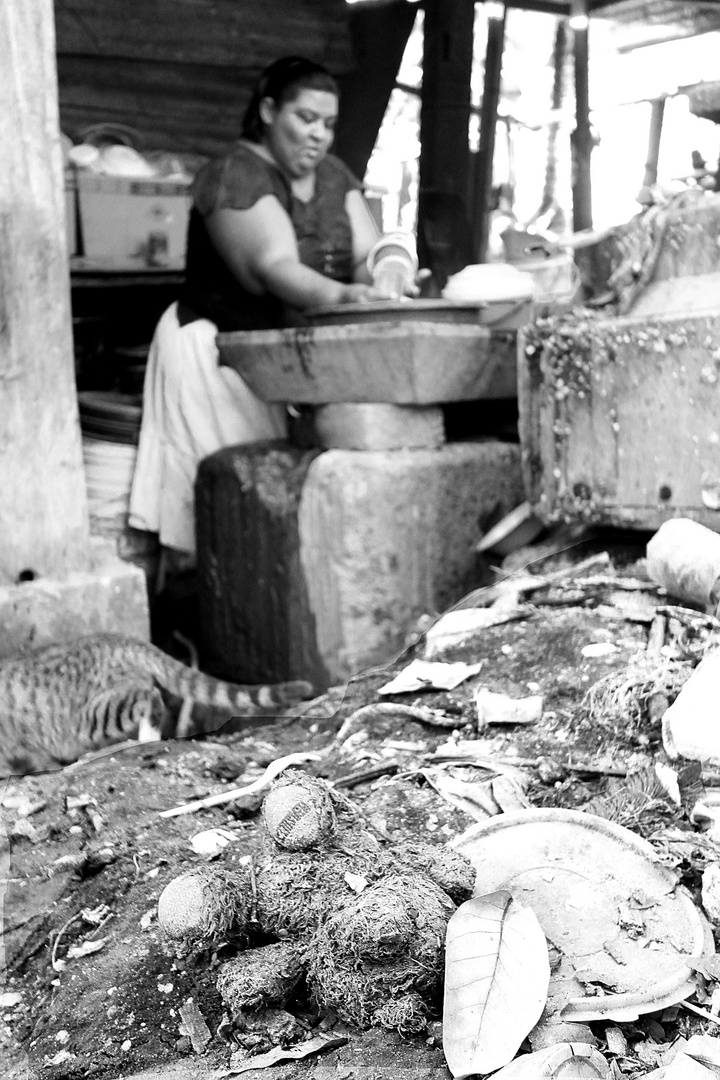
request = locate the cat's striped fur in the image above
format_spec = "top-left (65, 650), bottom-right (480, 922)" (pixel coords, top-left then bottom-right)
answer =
top-left (0, 633), bottom-right (313, 777)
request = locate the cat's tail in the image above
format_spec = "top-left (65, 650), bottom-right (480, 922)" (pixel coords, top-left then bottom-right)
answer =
top-left (149, 646), bottom-right (314, 716)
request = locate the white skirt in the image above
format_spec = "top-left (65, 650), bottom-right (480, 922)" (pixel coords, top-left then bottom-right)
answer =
top-left (129, 303), bottom-right (287, 556)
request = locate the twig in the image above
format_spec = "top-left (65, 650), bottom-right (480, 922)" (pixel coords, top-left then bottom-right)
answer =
top-left (647, 613), bottom-right (667, 657)
top-left (428, 750), bottom-right (627, 778)
top-left (681, 1001), bottom-right (720, 1026)
top-left (51, 912), bottom-right (83, 971)
top-left (658, 605), bottom-right (720, 631)
top-left (158, 752), bottom-right (321, 818)
top-left (333, 762), bottom-right (401, 789)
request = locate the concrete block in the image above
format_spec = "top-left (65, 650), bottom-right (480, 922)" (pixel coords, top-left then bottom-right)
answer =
top-left (0, 539), bottom-right (150, 658)
top-left (298, 441), bottom-right (524, 682)
top-left (313, 403), bottom-right (445, 450)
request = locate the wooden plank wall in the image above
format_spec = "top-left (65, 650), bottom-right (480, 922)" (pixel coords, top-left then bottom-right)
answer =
top-left (54, 0), bottom-right (355, 158)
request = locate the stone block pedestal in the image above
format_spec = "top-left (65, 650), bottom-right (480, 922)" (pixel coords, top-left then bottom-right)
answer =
top-left (196, 440), bottom-right (523, 689)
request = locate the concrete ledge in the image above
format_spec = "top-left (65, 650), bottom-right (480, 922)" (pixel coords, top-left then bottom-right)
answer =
top-left (0, 539), bottom-right (150, 658)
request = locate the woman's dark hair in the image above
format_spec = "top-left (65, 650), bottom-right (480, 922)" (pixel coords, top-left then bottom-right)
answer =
top-left (241, 56), bottom-right (339, 143)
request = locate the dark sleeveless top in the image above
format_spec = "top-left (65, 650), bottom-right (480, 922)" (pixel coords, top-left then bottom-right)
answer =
top-left (178, 144), bottom-right (362, 331)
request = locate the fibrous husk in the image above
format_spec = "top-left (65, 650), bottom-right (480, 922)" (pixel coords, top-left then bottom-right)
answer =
top-left (230, 1007), bottom-right (302, 1053)
top-left (308, 873), bottom-right (455, 1031)
top-left (254, 819), bottom-right (475, 941)
top-left (262, 771), bottom-right (336, 851)
top-left (217, 942), bottom-right (306, 1013)
top-left (157, 866), bottom-right (250, 955)
top-left (393, 840), bottom-right (476, 904)
top-left (254, 831), bottom-right (398, 939)
top-left (580, 656), bottom-right (693, 745)
top-left (373, 991), bottom-right (429, 1035)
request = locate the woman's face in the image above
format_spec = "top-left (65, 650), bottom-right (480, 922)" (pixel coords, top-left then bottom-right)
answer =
top-left (260, 88), bottom-right (338, 178)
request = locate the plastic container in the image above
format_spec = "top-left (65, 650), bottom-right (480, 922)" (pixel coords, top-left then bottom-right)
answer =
top-left (646, 517), bottom-right (720, 614)
top-left (662, 648), bottom-right (720, 764)
top-left (77, 173), bottom-right (191, 268)
top-left (513, 252), bottom-right (580, 305)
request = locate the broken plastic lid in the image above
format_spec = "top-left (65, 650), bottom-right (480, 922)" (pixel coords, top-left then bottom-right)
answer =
top-left (450, 808), bottom-right (713, 1022)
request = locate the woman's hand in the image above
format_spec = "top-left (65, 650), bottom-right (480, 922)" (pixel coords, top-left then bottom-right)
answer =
top-left (337, 282), bottom-right (395, 304)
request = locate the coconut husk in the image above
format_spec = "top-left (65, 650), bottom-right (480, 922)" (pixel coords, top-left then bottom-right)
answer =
top-left (230, 1007), bottom-right (302, 1052)
top-left (392, 840), bottom-right (476, 904)
top-left (253, 833), bottom-right (399, 939)
top-left (374, 991), bottom-right (429, 1035)
top-left (157, 866), bottom-right (250, 955)
top-left (217, 942), bottom-right (306, 1013)
top-left (262, 771), bottom-right (337, 851)
top-left (308, 873), bottom-right (455, 1031)
top-left (580, 656), bottom-right (693, 744)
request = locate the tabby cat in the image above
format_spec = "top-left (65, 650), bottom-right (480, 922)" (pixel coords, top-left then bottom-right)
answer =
top-left (0, 633), bottom-right (313, 777)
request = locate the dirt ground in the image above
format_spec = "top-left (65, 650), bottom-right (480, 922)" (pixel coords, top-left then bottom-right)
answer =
top-left (3, 535), bottom-right (720, 1080)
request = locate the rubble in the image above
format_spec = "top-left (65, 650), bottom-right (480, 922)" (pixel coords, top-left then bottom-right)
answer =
top-left (7, 533), bottom-right (720, 1078)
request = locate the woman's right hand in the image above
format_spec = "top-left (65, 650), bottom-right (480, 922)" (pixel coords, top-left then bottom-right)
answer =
top-left (337, 282), bottom-right (395, 304)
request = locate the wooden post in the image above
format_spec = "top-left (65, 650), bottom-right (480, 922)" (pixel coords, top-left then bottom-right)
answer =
top-left (643, 96), bottom-right (666, 189)
top-left (471, 3), bottom-right (507, 263)
top-left (417, 0), bottom-right (475, 281)
top-left (0, 0), bottom-right (90, 582)
top-left (334, 0), bottom-right (417, 184)
top-left (570, 0), bottom-right (593, 231)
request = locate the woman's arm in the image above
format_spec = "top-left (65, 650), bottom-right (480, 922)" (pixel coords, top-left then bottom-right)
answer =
top-left (346, 189), bottom-right (381, 284)
top-left (206, 194), bottom-right (383, 308)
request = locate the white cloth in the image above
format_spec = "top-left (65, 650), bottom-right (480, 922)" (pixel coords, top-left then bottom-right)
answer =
top-left (129, 303), bottom-right (287, 556)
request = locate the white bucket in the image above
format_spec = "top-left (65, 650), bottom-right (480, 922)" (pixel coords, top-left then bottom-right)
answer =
top-left (514, 252), bottom-right (580, 305)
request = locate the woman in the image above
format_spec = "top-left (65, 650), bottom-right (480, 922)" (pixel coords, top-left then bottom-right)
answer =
top-left (129, 56), bottom-right (388, 562)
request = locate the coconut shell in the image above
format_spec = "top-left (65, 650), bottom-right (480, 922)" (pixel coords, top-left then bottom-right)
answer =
top-left (262, 772), bottom-right (336, 851)
top-left (157, 866), bottom-right (250, 955)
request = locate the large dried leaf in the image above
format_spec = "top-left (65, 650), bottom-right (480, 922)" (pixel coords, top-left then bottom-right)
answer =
top-left (443, 890), bottom-right (550, 1078)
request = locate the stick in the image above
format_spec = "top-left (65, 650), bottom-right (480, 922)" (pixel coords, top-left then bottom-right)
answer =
top-left (333, 762), bottom-right (401, 789)
top-left (646, 613), bottom-right (667, 656)
top-left (158, 752), bottom-right (321, 818)
top-left (681, 1001), bottom-right (720, 1026)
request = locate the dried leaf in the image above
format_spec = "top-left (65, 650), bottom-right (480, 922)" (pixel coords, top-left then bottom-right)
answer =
top-left (65, 938), bottom-right (107, 959)
top-left (443, 890), bottom-right (550, 1078)
top-left (227, 1034), bottom-right (347, 1075)
top-left (422, 769), bottom-right (500, 820)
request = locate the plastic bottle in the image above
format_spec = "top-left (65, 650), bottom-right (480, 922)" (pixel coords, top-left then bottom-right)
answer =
top-left (646, 518), bottom-right (720, 615)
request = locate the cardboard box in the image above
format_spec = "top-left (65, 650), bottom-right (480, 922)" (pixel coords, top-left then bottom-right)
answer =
top-left (76, 173), bottom-right (191, 269)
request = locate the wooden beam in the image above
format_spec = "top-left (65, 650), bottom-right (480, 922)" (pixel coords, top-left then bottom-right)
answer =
top-left (1, 0), bottom-right (90, 581)
top-left (643, 96), bottom-right (666, 188)
top-left (471, 4), bottom-right (507, 263)
top-left (571, 0), bottom-right (593, 231)
top-left (417, 0), bottom-right (475, 282)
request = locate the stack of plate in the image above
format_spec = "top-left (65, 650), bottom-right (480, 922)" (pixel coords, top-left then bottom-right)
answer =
top-left (78, 391), bottom-right (142, 445)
